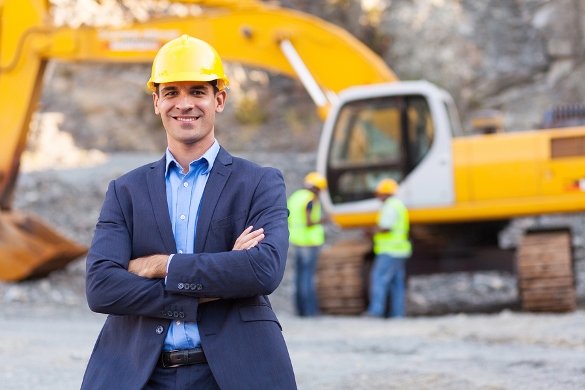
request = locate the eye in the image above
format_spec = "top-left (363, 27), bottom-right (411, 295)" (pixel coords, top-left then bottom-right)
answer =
top-left (162, 89), bottom-right (178, 97)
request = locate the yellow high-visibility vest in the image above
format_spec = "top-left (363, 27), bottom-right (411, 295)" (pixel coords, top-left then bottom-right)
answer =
top-left (373, 197), bottom-right (412, 257)
top-left (287, 189), bottom-right (325, 246)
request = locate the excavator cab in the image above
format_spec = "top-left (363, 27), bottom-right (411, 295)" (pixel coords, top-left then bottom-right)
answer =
top-left (325, 94), bottom-right (434, 203)
top-left (317, 80), bottom-right (463, 227)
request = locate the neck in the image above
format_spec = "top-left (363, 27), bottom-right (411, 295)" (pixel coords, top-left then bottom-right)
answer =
top-left (168, 138), bottom-right (214, 173)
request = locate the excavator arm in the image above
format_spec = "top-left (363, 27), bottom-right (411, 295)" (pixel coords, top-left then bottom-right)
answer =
top-left (0, 0), bottom-right (397, 280)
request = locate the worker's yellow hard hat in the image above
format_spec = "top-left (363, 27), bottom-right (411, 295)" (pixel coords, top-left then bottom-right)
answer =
top-left (147, 34), bottom-right (230, 91)
top-left (304, 172), bottom-right (327, 190)
top-left (375, 178), bottom-right (399, 195)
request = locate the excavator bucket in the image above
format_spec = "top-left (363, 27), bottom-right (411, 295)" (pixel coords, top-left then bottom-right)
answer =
top-left (0, 210), bottom-right (88, 282)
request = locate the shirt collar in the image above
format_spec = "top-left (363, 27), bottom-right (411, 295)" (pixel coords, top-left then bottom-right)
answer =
top-left (165, 139), bottom-right (220, 176)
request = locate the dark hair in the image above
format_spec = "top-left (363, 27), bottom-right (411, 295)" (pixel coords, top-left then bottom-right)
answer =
top-left (208, 80), bottom-right (220, 93)
top-left (154, 81), bottom-right (219, 95)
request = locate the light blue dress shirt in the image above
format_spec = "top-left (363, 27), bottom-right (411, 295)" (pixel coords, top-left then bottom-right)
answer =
top-left (163, 140), bottom-right (220, 351)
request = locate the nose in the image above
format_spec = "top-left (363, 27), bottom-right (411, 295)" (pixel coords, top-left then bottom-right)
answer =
top-left (175, 93), bottom-right (194, 111)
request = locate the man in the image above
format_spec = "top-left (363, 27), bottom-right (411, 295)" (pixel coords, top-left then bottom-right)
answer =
top-left (365, 178), bottom-right (412, 318)
top-left (81, 35), bottom-right (296, 389)
top-left (287, 172), bottom-right (327, 317)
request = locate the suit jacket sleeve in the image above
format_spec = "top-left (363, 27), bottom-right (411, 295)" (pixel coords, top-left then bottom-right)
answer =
top-left (86, 178), bottom-right (198, 322)
top-left (165, 167), bottom-right (290, 299)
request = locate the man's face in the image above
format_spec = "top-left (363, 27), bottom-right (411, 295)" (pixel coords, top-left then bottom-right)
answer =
top-left (153, 80), bottom-right (226, 148)
top-left (376, 192), bottom-right (391, 201)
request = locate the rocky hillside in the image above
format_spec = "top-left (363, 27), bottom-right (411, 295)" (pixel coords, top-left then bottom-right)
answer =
top-left (287, 0), bottom-right (585, 132)
top-left (35, 0), bottom-right (585, 156)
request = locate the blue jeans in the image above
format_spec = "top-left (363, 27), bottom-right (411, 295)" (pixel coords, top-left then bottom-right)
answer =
top-left (367, 254), bottom-right (407, 317)
top-left (293, 245), bottom-right (321, 316)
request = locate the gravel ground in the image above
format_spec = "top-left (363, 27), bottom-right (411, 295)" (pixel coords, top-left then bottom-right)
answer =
top-left (1, 150), bottom-right (585, 389)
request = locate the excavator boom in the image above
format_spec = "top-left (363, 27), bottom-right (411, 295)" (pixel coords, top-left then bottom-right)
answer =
top-left (0, 0), bottom-right (396, 281)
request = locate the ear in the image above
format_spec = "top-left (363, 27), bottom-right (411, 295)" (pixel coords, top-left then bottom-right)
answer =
top-left (152, 92), bottom-right (160, 115)
top-left (215, 90), bottom-right (227, 113)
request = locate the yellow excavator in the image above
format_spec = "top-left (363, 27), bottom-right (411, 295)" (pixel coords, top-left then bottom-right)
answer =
top-left (2, 0), bottom-right (583, 314)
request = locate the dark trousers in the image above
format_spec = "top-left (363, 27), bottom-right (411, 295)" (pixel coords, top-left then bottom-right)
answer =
top-left (143, 362), bottom-right (220, 390)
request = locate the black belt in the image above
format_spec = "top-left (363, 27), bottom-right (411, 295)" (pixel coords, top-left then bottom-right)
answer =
top-left (158, 347), bottom-right (207, 368)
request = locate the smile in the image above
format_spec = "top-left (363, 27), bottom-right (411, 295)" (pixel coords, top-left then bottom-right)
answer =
top-left (175, 117), bottom-right (197, 122)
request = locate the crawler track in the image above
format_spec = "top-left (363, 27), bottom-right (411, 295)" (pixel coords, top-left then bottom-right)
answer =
top-left (516, 230), bottom-right (576, 312)
top-left (316, 238), bottom-right (372, 315)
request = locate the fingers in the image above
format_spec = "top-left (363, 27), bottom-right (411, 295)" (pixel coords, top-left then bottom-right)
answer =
top-left (232, 226), bottom-right (265, 250)
top-left (244, 227), bottom-right (264, 241)
top-left (241, 225), bottom-right (254, 235)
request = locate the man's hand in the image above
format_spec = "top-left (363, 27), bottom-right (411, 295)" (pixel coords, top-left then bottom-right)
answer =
top-left (127, 226), bottom-right (263, 288)
top-left (128, 254), bottom-right (169, 278)
top-left (232, 226), bottom-right (265, 250)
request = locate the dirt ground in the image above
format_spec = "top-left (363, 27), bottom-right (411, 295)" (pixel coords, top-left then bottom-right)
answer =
top-left (0, 301), bottom-right (583, 390)
top-left (2, 149), bottom-right (584, 389)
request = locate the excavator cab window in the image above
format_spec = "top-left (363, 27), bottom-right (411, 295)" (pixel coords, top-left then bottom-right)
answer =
top-left (327, 94), bottom-right (433, 204)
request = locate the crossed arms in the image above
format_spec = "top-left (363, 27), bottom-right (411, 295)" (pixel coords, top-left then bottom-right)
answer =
top-left (128, 226), bottom-right (265, 278)
top-left (86, 167), bottom-right (289, 322)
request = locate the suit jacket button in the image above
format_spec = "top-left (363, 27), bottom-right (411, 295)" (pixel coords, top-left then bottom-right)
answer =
top-left (156, 326), bottom-right (164, 334)
top-left (167, 311), bottom-right (173, 317)
top-left (190, 283), bottom-right (197, 290)
top-left (178, 283), bottom-right (184, 289)
top-left (161, 310), bottom-right (167, 316)
top-left (196, 284), bottom-right (203, 290)
top-left (173, 311), bottom-right (179, 318)
top-left (179, 312), bottom-right (185, 318)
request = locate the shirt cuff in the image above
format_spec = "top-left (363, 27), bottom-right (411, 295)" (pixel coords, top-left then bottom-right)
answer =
top-left (165, 254), bottom-right (174, 285)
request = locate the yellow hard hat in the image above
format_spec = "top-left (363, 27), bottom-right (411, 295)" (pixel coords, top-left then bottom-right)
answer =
top-left (304, 172), bottom-right (327, 190)
top-left (375, 178), bottom-right (399, 195)
top-left (147, 34), bottom-right (230, 91)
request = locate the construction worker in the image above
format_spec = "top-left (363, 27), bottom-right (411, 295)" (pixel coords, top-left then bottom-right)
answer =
top-left (365, 178), bottom-right (412, 318)
top-left (287, 172), bottom-right (327, 317)
top-left (81, 35), bottom-right (296, 389)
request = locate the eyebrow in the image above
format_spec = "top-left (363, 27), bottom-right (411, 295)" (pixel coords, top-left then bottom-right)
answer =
top-left (160, 86), bottom-right (178, 93)
top-left (189, 85), bottom-right (209, 92)
top-left (160, 85), bottom-right (209, 93)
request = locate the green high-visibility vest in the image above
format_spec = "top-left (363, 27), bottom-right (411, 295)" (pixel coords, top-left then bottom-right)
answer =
top-left (373, 197), bottom-right (412, 257)
top-left (287, 189), bottom-right (325, 246)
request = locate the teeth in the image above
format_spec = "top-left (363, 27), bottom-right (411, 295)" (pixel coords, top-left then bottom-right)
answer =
top-left (176, 117), bottom-right (196, 122)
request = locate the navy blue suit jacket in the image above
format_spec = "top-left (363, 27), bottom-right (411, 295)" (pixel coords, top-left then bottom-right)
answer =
top-left (81, 147), bottom-right (296, 389)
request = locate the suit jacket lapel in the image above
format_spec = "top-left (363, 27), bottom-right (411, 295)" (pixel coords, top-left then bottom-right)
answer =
top-left (146, 156), bottom-right (176, 254)
top-left (195, 147), bottom-right (232, 253)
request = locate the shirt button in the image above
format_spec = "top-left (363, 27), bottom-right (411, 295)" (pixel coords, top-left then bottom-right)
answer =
top-left (180, 215), bottom-right (186, 220)
top-left (176, 321), bottom-right (181, 325)
top-left (178, 250), bottom-right (183, 254)
top-left (183, 182), bottom-right (189, 187)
